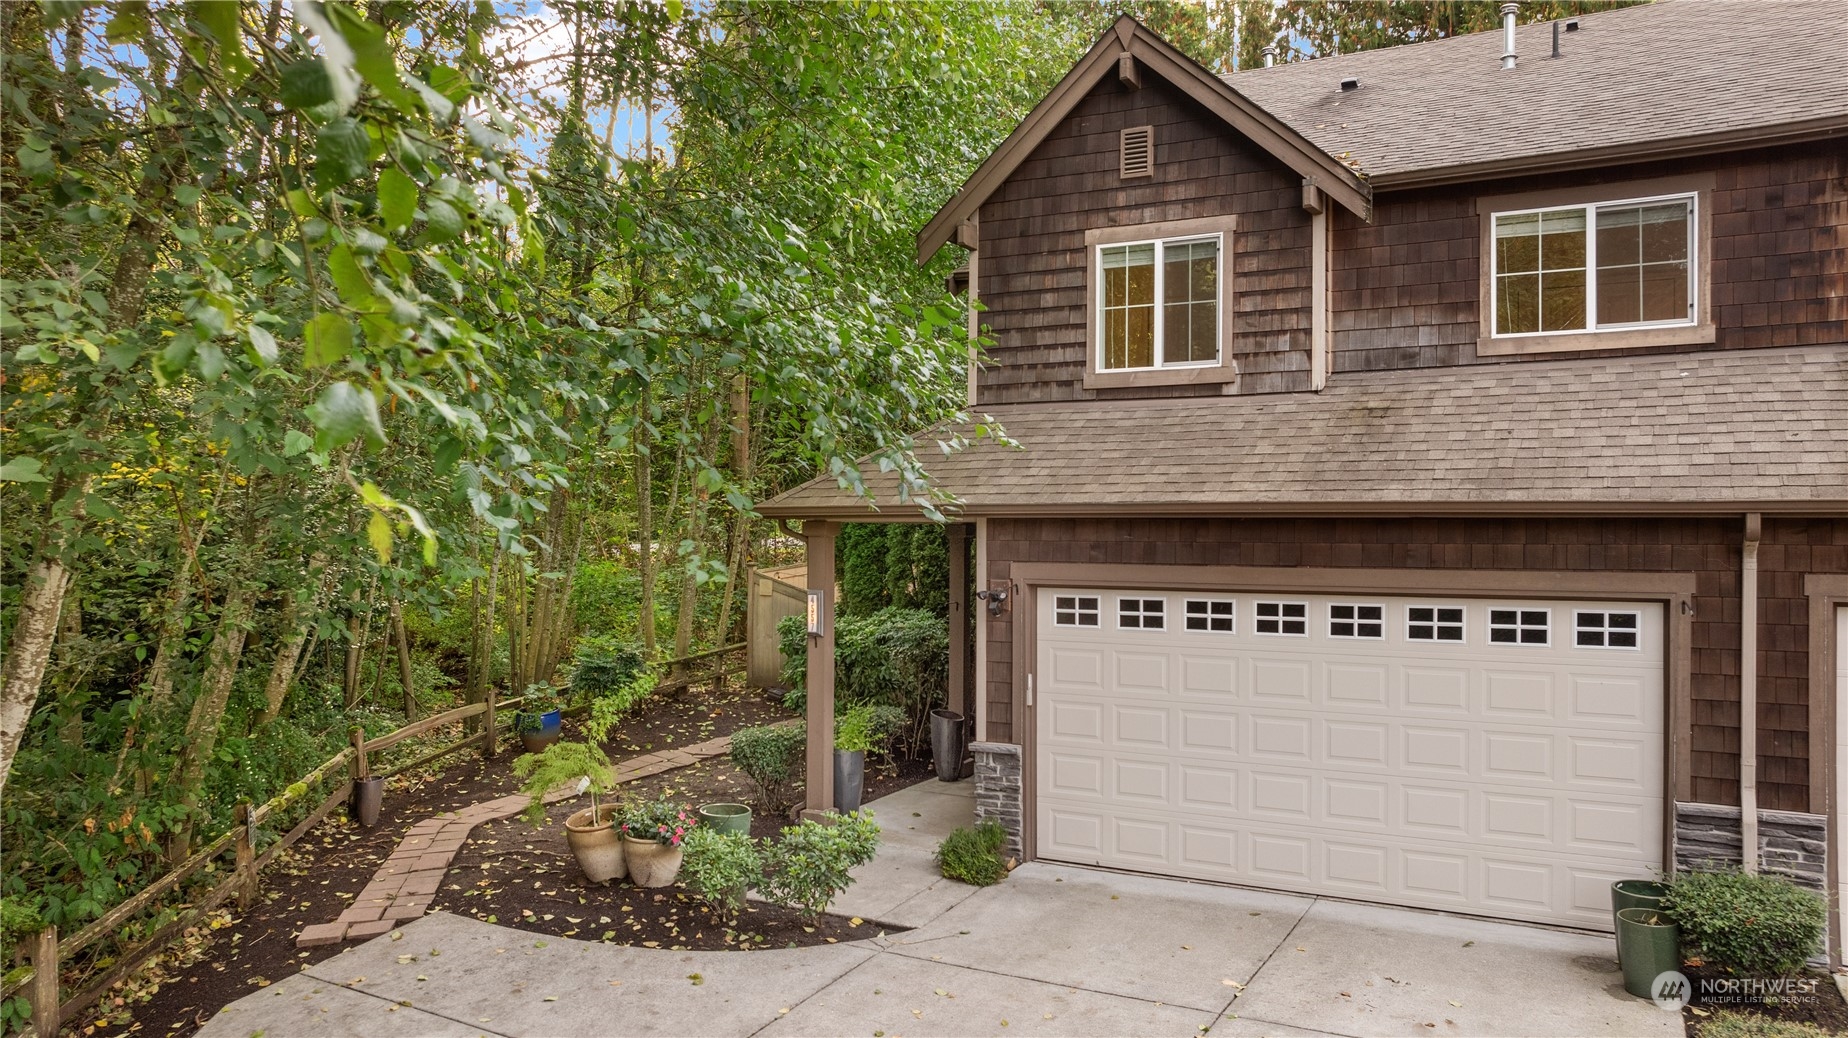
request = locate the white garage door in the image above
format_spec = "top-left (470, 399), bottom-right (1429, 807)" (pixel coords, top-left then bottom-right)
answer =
top-left (1035, 588), bottom-right (1664, 930)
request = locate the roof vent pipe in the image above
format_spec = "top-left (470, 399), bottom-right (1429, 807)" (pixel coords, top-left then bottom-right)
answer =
top-left (1262, 44), bottom-right (1277, 67)
top-left (1551, 21), bottom-right (1561, 58)
top-left (1501, 2), bottom-right (1519, 70)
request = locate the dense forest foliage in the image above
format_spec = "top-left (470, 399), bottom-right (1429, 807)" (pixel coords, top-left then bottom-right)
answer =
top-left (0, 0), bottom-right (1638, 969)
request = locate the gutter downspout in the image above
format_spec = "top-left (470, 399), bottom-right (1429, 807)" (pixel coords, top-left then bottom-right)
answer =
top-left (961, 215), bottom-right (980, 408)
top-left (1741, 512), bottom-right (1762, 873)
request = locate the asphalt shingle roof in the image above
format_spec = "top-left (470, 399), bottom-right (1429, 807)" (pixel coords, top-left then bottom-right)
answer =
top-left (759, 345), bottom-right (1848, 517)
top-left (1226, 0), bottom-right (1848, 182)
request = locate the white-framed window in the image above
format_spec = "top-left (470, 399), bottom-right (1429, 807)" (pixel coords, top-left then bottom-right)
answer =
top-left (1575, 610), bottom-right (1640, 649)
top-left (1254, 601), bottom-right (1307, 636)
top-left (1054, 595), bottom-right (1100, 628)
top-left (1490, 192), bottom-right (1695, 338)
top-left (1184, 599), bottom-right (1235, 633)
top-left (1117, 597), bottom-right (1166, 630)
top-left (1407, 606), bottom-right (1465, 643)
top-left (1489, 608), bottom-right (1551, 646)
top-left (1097, 234), bottom-right (1221, 371)
top-left (1328, 603), bottom-right (1384, 639)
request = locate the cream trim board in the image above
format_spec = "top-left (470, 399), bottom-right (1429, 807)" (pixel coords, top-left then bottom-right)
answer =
top-left (1476, 172), bottom-right (1716, 356)
top-left (1084, 214), bottom-right (1239, 391)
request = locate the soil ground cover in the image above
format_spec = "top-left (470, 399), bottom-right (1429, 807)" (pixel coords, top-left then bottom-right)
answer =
top-left (87, 680), bottom-right (853, 1038)
top-left (1682, 966), bottom-right (1848, 1036)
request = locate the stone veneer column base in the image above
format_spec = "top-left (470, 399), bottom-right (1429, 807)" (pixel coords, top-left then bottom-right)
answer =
top-left (1674, 801), bottom-right (1827, 892)
top-left (971, 741), bottom-right (1023, 858)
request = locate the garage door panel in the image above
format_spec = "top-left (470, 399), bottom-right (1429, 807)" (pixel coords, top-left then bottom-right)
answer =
top-left (1038, 588), bottom-right (1665, 931)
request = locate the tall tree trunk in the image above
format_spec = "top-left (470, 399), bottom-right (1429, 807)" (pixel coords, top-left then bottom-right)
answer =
top-left (390, 597), bottom-right (416, 718)
top-left (0, 557), bottom-right (74, 801)
top-left (482, 544), bottom-right (503, 692)
top-left (168, 580), bottom-right (256, 862)
top-left (636, 411), bottom-right (656, 656)
top-left (342, 609), bottom-right (363, 709)
top-left (714, 375), bottom-right (751, 645)
top-left (259, 555), bottom-right (329, 725)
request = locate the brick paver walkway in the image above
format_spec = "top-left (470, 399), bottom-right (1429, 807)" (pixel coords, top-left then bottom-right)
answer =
top-left (296, 735), bottom-right (739, 947)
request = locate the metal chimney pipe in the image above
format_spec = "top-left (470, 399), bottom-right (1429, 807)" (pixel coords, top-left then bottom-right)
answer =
top-left (1501, 2), bottom-right (1519, 69)
top-left (1262, 44), bottom-right (1277, 67)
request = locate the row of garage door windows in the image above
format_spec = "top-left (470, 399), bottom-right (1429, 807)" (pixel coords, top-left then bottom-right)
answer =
top-left (1050, 595), bottom-right (1641, 650)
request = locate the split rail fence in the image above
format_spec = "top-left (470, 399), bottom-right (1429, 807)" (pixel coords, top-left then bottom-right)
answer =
top-left (1, 643), bottom-right (745, 1038)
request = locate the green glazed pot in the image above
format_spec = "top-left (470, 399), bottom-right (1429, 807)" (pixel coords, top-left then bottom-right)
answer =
top-left (1616, 907), bottom-right (1681, 1000)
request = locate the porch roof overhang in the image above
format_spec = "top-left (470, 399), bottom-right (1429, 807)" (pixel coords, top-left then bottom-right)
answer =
top-left (757, 344), bottom-right (1848, 522)
top-left (913, 17), bottom-right (1372, 266)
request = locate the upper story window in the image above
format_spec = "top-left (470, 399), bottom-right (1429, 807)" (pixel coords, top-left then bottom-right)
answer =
top-left (1098, 236), bottom-right (1220, 371)
top-left (1084, 215), bottom-right (1238, 391)
top-left (1492, 194), bottom-right (1694, 337)
top-left (1477, 175), bottom-right (1713, 357)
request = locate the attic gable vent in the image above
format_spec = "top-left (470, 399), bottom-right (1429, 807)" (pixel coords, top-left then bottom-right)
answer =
top-left (1120, 125), bottom-right (1154, 178)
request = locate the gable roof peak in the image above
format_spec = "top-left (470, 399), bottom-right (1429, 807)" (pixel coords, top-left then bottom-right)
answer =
top-left (915, 17), bottom-right (1372, 266)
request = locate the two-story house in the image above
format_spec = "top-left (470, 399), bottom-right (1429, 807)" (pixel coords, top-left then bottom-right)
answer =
top-left (761, 2), bottom-right (1848, 958)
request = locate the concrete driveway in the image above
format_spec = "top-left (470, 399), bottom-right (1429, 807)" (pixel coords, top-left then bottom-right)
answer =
top-left (199, 781), bottom-right (1680, 1038)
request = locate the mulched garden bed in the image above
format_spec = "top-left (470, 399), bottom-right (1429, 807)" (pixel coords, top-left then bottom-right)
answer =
top-left (1682, 966), bottom-right (1848, 1036)
top-left (90, 680), bottom-right (800, 1038)
top-left (431, 754), bottom-right (913, 952)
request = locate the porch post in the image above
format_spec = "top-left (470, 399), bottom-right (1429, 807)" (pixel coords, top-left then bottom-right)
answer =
top-left (803, 520), bottom-right (838, 817)
top-left (946, 523), bottom-right (970, 717)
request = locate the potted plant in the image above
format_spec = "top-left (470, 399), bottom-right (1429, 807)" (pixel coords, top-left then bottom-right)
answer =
top-left (833, 704), bottom-right (876, 813)
top-left (513, 740), bottom-right (624, 883)
top-left (931, 707), bottom-right (965, 783)
top-left (515, 683), bottom-right (563, 753)
top-left (620, 797), bottom-right (694, 887)
top-left (1609, 878), bottom-right (1668, 961)
top-left (696, 801), bottom-right (752, 835)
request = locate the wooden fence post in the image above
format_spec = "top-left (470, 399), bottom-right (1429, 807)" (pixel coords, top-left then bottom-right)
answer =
top-left (27, 926), bottom-right (57, 1038)
top-left (349, 726), bottom-right (369, 781)
top-left (233, 803), bottom-right (256, 911)
top-left (482, 689), bottom-right (497, 758)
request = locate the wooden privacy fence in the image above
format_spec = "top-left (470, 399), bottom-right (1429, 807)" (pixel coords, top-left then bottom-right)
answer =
top-left (0, 645), bottom-right (747, 1038)
top-left (748, 565), bottom-right (807, 688)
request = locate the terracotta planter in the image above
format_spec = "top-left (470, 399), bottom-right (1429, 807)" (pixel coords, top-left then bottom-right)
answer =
top-left (623, 835), bottom-right (684, 887)
top-left (566, 805), bottom-right (625, 884)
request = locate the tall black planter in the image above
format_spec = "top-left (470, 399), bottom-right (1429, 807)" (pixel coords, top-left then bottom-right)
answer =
top-left (931, 709), bottom-right (966, 782)
top-left (352, 775), bottom-right (384, 828)
top-left (834, 749), bottom-right (865, 813)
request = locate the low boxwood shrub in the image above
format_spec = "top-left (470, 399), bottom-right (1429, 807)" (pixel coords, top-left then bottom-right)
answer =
top-left (731, 723), bottom-right (806, 814)
top-left (1664, 870), bottom-right (1826, 975)
top-left (936, 820), bottom-right (1008, 886)
top-left (760, 811), bottom-right (881, 922)
top-left (680, 828), bottom-right (764, 926)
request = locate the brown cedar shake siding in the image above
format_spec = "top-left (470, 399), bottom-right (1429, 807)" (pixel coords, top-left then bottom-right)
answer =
top-left (980, 516), bottom-right (1848, 814)
top-left (1330, 142), bottom-right (1848, 374)
top-left (976, 73), bottom-right (1314, 404)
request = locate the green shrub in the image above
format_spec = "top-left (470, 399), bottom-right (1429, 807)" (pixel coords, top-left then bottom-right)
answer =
top-left (680, 828), bottom-right (764, 925)
top-left (936, 821), bottom-right (1009, 886)
top-left (907, 525), bottom-right (949, 614)
top-left (834, 703), bottom-right (877, 753)
top-left (512, 741), bottom-right (615, 825)
top-left (730, 723), bottom-right (807, 814)
top-left (0, 898), bottom-right (45, 948)
top-left (760, 811), bottom-right (881, 921)
top-left (836, 524), bottom-right (890, 616)
top-left (777, 607), bottom-right (947, 757)
top-left (583, 665), bottom-right (659, 743)
top-left (1696, 1011), bottom-right (1835, 1038)
top-left (568, 635), bottom-right (646, 700)
top-left (620, 797), bottom-right (695, 846)
top-left (1664, 870), bottom-right (1826, 975)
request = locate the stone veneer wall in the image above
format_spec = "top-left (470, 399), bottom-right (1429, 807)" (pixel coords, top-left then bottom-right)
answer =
top-left (971, 742), bottom-right (1023, 858)
top-left (1675, 801), bottom-right (1828, 892)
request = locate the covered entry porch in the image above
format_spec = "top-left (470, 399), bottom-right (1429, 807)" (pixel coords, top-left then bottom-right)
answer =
top-left (780, 519), bottom-right (984, 816)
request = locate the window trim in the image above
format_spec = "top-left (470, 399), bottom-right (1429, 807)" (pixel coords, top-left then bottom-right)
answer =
top-left (1574, 609), bottom-right (1642, 650)
top-left (1253, 600), bottom-right (1309, 637)
top-left (1183, 597), bottom-right (1236, 634)
top-left (1084, 216), bottom-right (1238, 390)
top-left (1327, 602), bottom-right (1386, 640)
top-left (1406, 604), bottom-right (1467, 644)
top-left (1475, 173), bottom-right (1714, 357)
top-left (1488, 607), bottom-right (1553, 647)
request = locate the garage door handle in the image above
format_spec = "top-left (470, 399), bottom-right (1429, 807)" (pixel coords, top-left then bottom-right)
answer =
top-left (1027, 674), bottom-right (1034, 707)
